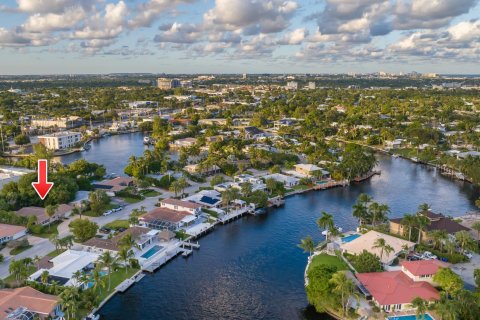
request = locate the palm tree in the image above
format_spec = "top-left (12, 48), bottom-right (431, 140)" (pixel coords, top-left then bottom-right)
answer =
top-left (410, 297), bottom-right (428, 320)
top-left (401, 243), bottom-right (411, 258)
top-left (329, 271), bottom-right (358, 317)
top-left (298, 236), bottom-right (315, 257)
top-left (455, 230), bottom-right (474, 253)
top-left (372, 237), bottom-right (394, 262)
top-left (368, 202), bottom-right (390, 226)
top-left (435, 294), bottom-right (457, 320)
top-left (99, 251), bottom-right (118, 290)
top-left (352, 193), bottom-right (372, 226)
top-left (415, 215), bottom-right (431, 244)
top-left (45, 204), bottom-right (59, 231)
top-left (317, 211), bottom-right (335, 242)
top-left (49, 234), bottom-right (60, 250)
top-left (445, 239), bottom-right (456, 255)
top-left (40, 270), bottom-right (49, 284)
top-left (429, 230), bottom-right (448, 251)
top-left (118, 248), bottom-right (134, 274)
top-left (418, 203), bottom-right (431, 213)
top-left (401, 214), bottom-right (417, 241)
top-left (91, 266), bottom-right (106, 293)
top-left (471, 221), bottom-right (480, 248)
top-left (169, 180), bottom-right (182, 197)
top-left (59, 286), bottom-right (80, 320)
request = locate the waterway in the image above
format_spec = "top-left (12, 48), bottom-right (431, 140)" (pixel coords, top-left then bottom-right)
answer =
top-left (81, 133), bottom-right (480, 320)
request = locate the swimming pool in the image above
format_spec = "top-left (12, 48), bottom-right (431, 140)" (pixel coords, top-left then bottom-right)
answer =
top-left (141, 245), bottom-right (163, 259)
top-left (341, 234), bottom-right (361, 243)
top-left (388, 314), bottom-right (434, 320)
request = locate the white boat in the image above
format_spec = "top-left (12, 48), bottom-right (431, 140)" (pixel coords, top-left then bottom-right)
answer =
top-left (392, 154), bottom-right (399, 158)
top-left (411, 157), bottom-right (419, 163)
top-left (322, 225), bottom-right (343, 236)
top-left (143, 136), bottom-right (151, 145)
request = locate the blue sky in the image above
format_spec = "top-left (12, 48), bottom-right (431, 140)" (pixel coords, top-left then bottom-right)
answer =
top-left (0, 0), bottom-right (479, 75)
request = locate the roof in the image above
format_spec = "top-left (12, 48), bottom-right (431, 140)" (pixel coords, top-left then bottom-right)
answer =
top-left (294, 163), bottom-right (322, 172)
top-left (340, 231), bottom-right (415, 264)
top-left (16, 204), bottom-right (73, 222)
top-left (357, 271), bottom-right (440, 305)
top-left (47, 250), bottom-right (99, 279)
top-left (96, 177), bottom-right (134, 187)
top-left (84, 226), bottom-right (152, 251)
top-left (391, 211), bottom-right (471, 235)
top-left (0, 224), bottom-right (25, 238)
top-left (140, 208), bottom-right (192, 224)
top-left (0, 287), bottom-right (58, 318)
top-left (244, 126), bottom-right (264, 135)
top-left (161, 198), bottom-right (202, 209)
top-left (401, 260), bottom-right (449, 277)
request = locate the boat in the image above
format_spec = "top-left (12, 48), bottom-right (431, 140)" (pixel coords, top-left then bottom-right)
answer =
top-left (253, 208), bottom-right (267, 215)
top-left (143, 136), bottom-right (152, 145)
top-left (84, 313), bottom-right (100, 320)
top-left (83, 143), bottom-right (91, 150)
top-left (392, 154), bottom-right (399, 158)
top-left (411, 157), bottom-right (419, 163)
top-left (321, 225), bottom-right (343, 236)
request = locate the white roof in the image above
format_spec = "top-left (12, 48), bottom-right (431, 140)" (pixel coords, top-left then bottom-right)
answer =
top-left (294, 163), bottom-right (322, 172)
top-left (340, 231), bottom-right (415, 264)
top-left (263, 173), bottom-right (299, 184)
top-left (181, 215), bottom-right (197, 224)
top-left (48, 250), bottom-right (99, 279)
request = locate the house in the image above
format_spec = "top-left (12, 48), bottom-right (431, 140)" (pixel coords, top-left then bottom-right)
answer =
top-left (400, 260), bottom-right (449, 285)
top-left (234, 174), bottom-right (263, 185)
top-left (159, 198), bottom-right (202, 215)
top-left (92, 177), bottom-right (134, 196)
top-left (340, 231), bottom-right (415, 265)
top-left (169, 137), bottom-right (197, 149)
top-left (83, 226), bottom-right (159, 254)
top-left (243, 126), bottom-right (265, 139)
top-left (184, 164), bottom-right (221, 176)
top-left (0, 286), bottom-right (60, 320)
top-left (293, 164), bottom-right (326, 178)
top-left (262, 173), bottom-right (300, 187)
top-left (29, 250), bottom-right (100, 287)
top-left (457, 151), bottom-right (480, 159)
top-left (139, 208), bottom-right (196, 231)
top-left (385, 139), bottom-right (405, 149)
top-left (184, 189), bottom-right (222, 208)
top-left (357, 270), bottom-right (440, 313)
top-left (16, 204), bottom-right (73, 226)
top-left (0, 224), bottom-right (26, 244)
top-left (390, 210), bottom-right (470, 241)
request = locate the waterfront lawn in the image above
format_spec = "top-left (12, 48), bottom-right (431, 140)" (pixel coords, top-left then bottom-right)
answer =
top-left (104, 220), bottom-right (130, 230)
top-left (95, 267), bottom-right (140, 302)
top-left (309, 254), bottom-right (348, 271)
top-left (292, 184), bottom-right (310, 191)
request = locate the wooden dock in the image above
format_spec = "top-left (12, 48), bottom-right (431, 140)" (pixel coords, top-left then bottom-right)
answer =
top-left (353, 170), bottom-right (381, 182)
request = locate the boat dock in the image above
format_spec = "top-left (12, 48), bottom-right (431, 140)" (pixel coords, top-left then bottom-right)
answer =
top-left (219, 208), bottom-right (250, 224)
top-left (313, 180), bottom-right (349, 190)
top-left (181, 241), bottom-right (200, 249)
top-left (142, 246), bottom-right (182, 273)
top-left (180, 247), bottom-right (193, 257)
top-left (116, 278), bottom-right (135, 293)
top-left (353, 170), bottom-right (381, 182)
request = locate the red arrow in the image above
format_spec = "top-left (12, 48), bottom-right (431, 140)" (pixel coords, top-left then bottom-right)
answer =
top-left (32, 159), bottom-right (54, 200)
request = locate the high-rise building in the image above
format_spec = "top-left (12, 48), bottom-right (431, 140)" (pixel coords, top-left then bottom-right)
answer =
top-left (38, 131), bottom-right (82, 150)
top-left (157, 78), bottom-right (181, 90)
top-left (242, 73), bottom-right (247, 79)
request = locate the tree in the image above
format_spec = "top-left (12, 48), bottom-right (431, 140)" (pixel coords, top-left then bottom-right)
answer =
top-left (474, 268), bottom-right (480, 289)
top-left (401, 214), bottom-right (417, 241)
top-left (40, 270), bottom-right (49, 284)
top-left (306, 264), bottom-right (338, 313)
top-left (317, 211), bottom-right (334, 242)
top-left (368, 202), bottom-right (390, 226)
top-left (88, 190), bottom-right (110, 215)
top-left (352, 193), bottom-right (372, 226)
top-left (372, 237), bottom-right (394, 262)
top-left (14, 134), bottom-right (30, 145)
top-left (91, 265), bottom-right (106, 293)
top-left (69, 218), bottom-right (98, 242)
top-left (415, 215), bottom-right (431, 244)
top-left (99, 251), bottom-right (118, 290)
top-left (455, 230), bottom-right (474, 252)
top-left (298, 236), bottom-right (315, 257)
top-left (471, 221), bottom-right (480, 249)
top-left (59, 286), bottom-right (80, 320)
top-left (118, 247), bottom-right (134, 274)
top-left (45, 204), bottom-right (58, 231)
top-left (169, 180), bottom-right (182, 197)
top-left (8, 258), bottom-right (33, 285)
top-left (329, 271), bottom-right (357, 317)
top-left (349, 250), bottom-right (382, 273)
top-left (435, 294), bottom-right (457, 320)
top-left (418, 203), bottom-right (431, 212)
top-left (428, 230), bottom-right (448, 251)
top-left (410, 297), bottom-right (428, 320)
top-left (433, 267), bottom-right (463, 298)
top-left (241, 182), bottom-right (253, 197)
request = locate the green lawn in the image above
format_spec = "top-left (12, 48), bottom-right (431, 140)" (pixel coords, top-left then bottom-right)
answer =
top-left (309, 253), bottom-right (348, 271)
top-left (83, 204), bottom-right (119, 217)
top-left (104, 220), bottom-right (130, 230)
top-left (10, 245), bottom-right (33, 255)
top-left (140, 190), bottom-right (161, 197)
top-left (29, 220), bottom-right (62, 238)
top-left (4, 266), bottom-right (37, 285)
top-left (47, 249), bottom-right (66, 257)
top-left (121, 197), bottom-right (142, 204)
top-left (293, 184), bottom-right (310, 191)
top-left (94, 267), bottom-right (140, 302)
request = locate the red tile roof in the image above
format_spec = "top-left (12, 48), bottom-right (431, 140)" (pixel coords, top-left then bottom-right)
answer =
top-left (0, 224), bottom-right (25, 239)
top-left (357, 271), bottom-right (440, 305)
top-left (0, 286), bottom-right (58, 318)
top-left (140, 207), bottom-right (192, 223)
top-left (401, 260), bottom-right (449, 277)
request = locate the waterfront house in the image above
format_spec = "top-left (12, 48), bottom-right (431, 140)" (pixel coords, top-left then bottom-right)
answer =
top-left (184, 189), bottom-right (222, 209)
top-left (0, 224), bottom-right (26, 244)
top-left (262, 173), bottom-right (300, 187)
top-left (400, 260), bottom-right (449, 286)
top-left (84, 226), bottom-right (159, 254)
top-left (29, 250), bottom-right (100, 287)
top-left (389, 210), bottom-right (470, 242)
top-left (169, 137), bottom-right (197, 149)
top-left (184, 163), bottom-right (221, 176)
top-left (0, 287), bottom-right (60, 320)
top-left (293, 164), bottom-right (329, 179)
top-left (357, 270), bottom-right (440, 313)
top-left (16, 204), bottom-right (73, 226)
top-left (234, 174), bottom-right (263, 185)
top-left (340, 231), bottom-right (415, 265)
top-left (159, 198), bottom-right (202, 215)
top-left (92, 177), bottom-right (134, 196)
top-left (139, 208), bottom-right (196, 231)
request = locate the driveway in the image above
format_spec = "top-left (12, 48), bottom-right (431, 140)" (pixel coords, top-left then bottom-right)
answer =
top-left (452, 252), bottom-right (480, 287)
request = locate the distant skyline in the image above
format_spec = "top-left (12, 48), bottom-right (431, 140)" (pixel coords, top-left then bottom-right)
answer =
top-left (0, 0), bottom-right (479, 75)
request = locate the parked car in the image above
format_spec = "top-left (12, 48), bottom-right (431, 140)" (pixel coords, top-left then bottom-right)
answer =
top-left (407, 255), bottom-right (421, 261)
top-left (103, 210), bottom-right (113, 216)
top-left (463, 251), bottom-right (473, 259)
top-left (422, 251), bottom-right (438, 260)
top-left (99, 227), bottom-right (111, 234)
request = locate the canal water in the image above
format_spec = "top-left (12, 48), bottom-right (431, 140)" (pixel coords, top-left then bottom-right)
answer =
top-left (60, 133), bottom-right (480, 319)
